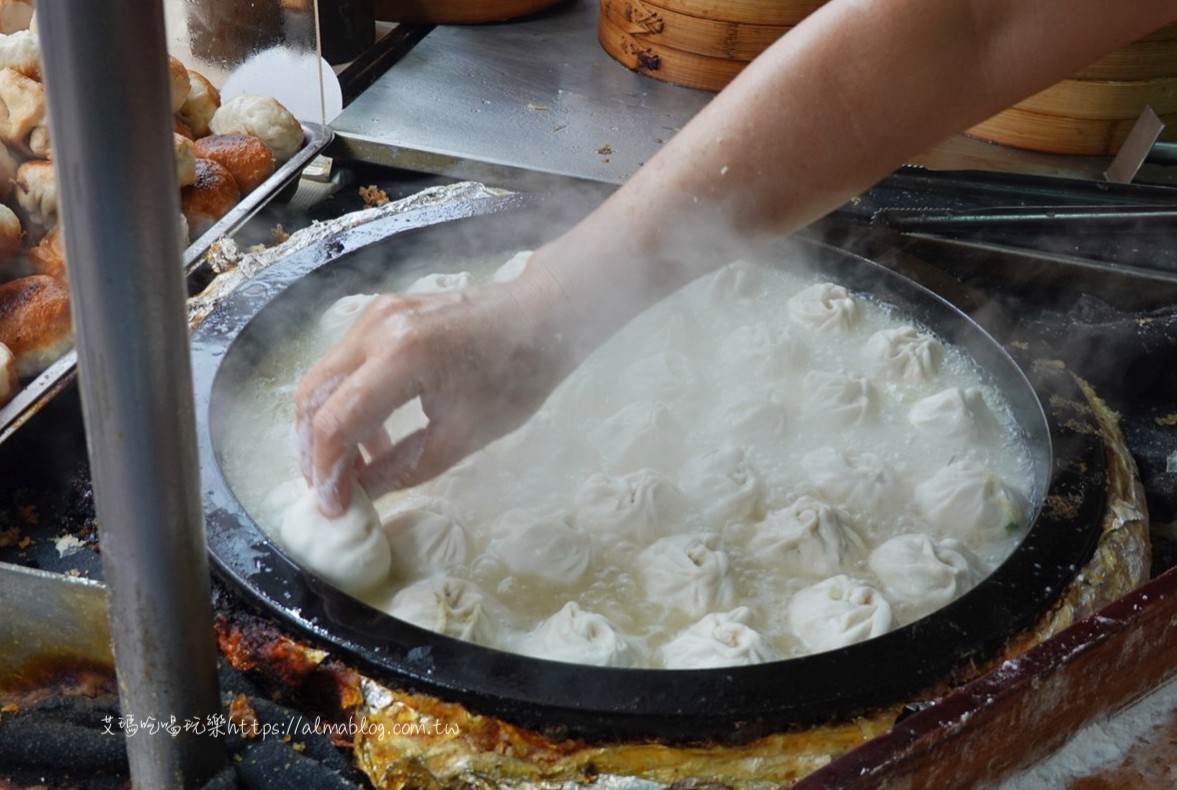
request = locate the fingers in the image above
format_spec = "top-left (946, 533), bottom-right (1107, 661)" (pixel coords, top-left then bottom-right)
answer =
top-left (357, 412), bottom-right (476, 497)
top-left (306, 356), bottom-right (423, 514)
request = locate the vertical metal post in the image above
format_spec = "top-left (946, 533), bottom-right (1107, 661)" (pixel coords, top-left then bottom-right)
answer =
top-left (38, 1), bottom-right (225, 785)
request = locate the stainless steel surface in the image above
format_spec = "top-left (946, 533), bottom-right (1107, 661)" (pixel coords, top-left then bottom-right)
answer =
top-left (332, 0), bottom-right (711, 186)
top-left (39, 0), bottom-right (225, 784)
top-left (0, 562), bottom-right (111, 675)
top-left (332, 0), bottom-right (1177, 188)
top-left (0, 122), bottom-right (331, 448)
top-left (1105, 107), bottom-right (1166, 184)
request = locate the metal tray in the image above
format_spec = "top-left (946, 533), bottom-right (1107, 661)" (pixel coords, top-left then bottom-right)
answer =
top-left (0, 121), bottom-right (332, 445)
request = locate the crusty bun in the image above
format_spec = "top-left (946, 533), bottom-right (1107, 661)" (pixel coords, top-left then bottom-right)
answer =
top-left (0, 66), bottom-right (44, 150)
top-left (0, 140), bottom-right (16, 201)
top-left (0, 0), bottom-right (33, 35)
top-left (168, 55), bottom-right (189, 114)
top-left (193, 133), bottom-right (274, 193)
top-left (0, 274), bottom-right (73, 378)
top-left (0, 340), bottom-right (16, 407)
top-left (209, 94), bottom-right (303, 162)
top-left (180, 158), bottom-right (240, 238)
top-left (175, 117), bottom-right (194, 140)
top-left (174, 132), bottom-right (196, 188)
top-left (28, 224), bottom-right (65, 282)
top-left (178, 69), bottom-right (220, 138)
top-left (0, 29), bottom-right (39, 79)
top-left (14, 158), bottom-right (55, 229)
top-left (0, 202), bottom-right (22, 261)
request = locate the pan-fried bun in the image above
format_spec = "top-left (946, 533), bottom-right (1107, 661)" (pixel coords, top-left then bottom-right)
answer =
top-left (193, 133), bottom-right (274, 193)
top-left (0, 274), bottom-right (73, 378)
top-left (180, 157), bottom-right (240, 238)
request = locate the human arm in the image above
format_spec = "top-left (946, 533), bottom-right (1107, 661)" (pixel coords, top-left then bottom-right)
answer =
top-left (297, 0), bottom-right (1177, 514)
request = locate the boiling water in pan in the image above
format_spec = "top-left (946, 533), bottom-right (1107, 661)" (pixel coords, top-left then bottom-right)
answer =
top-left (218, 249), bottom-right (1035, 669)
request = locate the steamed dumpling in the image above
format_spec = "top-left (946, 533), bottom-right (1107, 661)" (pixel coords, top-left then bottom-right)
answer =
top-left (488, 509), bottom-right (592, 584)
top-left (863, 326), bottom-right (944, 381)
top-left (590, 401), bottom-right (684, 474)
top-left (914, 462), bottom-right (1025, 537)
top-left (637, 533), bottom-right (736, 618)
top-left (519, 602), bottom-right (635, 667)
top-left (678, 446), bottom-right (764, 529)
top-left (661, 607), bottom-right (777, 669)
top-left (493, 250), bottom-right (532, 283)
top-left (379, 496), bottom-right (468, 578)
top-left (801, 371), bottom-right (876, 427)
top-left (625, 350), bottom-right (707, 409)
top-left (747, 495), bottom-right (865, 577)
top-left (868, 533), bottom-right (982, 620)
top-left (574, 469), bottom-right (689, 545)
top-left (802, 447), bottom-right (909, 516)
top-left (319, 293), bottom-right (378, 345)
top-left (383, 576), bottom-right (497, 644)
top-left (788, 575), bottom-right (894, 652)
top-left (723, 322), bottom-right (810, 381)
top-left (721, 391), bottom-right (788, 448)
top-left (406, 271), bottom-right (473, 294)
top-left (706, 260), bottom-right (764, 303)
top-left (278, 479), bottom-right (391, 595)
top-left (908, 387), bottom-right (996, 443)
top-left (787, 282), bottom-right (861, 333)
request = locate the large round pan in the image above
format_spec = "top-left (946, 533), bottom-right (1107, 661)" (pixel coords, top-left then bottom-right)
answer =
top-left (191, 193), bottom-right (1107, 743)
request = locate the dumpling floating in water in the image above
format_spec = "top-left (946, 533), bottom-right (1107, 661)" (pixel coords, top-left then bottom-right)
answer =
top-left (705, 260), bottom-right (764, 304)
top-left (722, 322), bottom-right (810, 381)
top-left (379, 496), bottom-right (468, 579)
top-left (492, 250), bottom-right (532, 283)
top-left (318, 293), bottom-right (377, 345)
top-left (863, 326), bottom-right (944, 381)
top-left (678, 445), bottom-right (765, 530)
top-left (908, 387), bottom-right (996, 444)
top-left (405, 271), bottom-right (473, 295)
top-left (914, 462), bottom-right (1025, 538)
top-left (487, 509), bottom-right (592, 585)
top-left (661, 607), bottom-right (777, 669)
top-left (802, 447), bottom-right (909, 517)
top-left (787, 282), bottom-right (861, 333)
top-left (278, 479), bottom-right (391, 595)
top-left (383, 576), bottom-right (498, 644)
top-left (801, 370), bottom-right (877, 428)
top-left (519, 602), bottom-right (635, 667)
top-left (747, 495), bottom-right (866, 578)
top-left (574, 469), bottom-right (689, 546)
top-left (868, 533), bottom-right (982, 621)
top-left (637, 533), bottom-right (736, 619)
top-left (788, 575), bottom-right (894, 653)
top-left (590, 401), bottom-right (685, 475)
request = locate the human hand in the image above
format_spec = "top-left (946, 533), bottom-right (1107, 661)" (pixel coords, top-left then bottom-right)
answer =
top-left (294, 271), bottom-right (572, 516)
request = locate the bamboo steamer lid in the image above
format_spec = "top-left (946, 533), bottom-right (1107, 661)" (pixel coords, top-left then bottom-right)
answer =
top-left (1014, 75), bottom-right (1177, 120)
top-left (373, 0), bottom-right (564, 24)
top-left (643, 0), bottom-right (827, 26)
top-left (598, 11), bottom-right (746, 91)
top-left (967, 105), bottom-right (1177, 157)
top-left (1074, 36), bottom-right (1177, 81)
top-left (601, 0), bottom-right (789, 61)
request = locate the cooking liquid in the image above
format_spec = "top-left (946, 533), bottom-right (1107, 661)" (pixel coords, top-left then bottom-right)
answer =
top-left (219, 251), bottom-right (1036, 667)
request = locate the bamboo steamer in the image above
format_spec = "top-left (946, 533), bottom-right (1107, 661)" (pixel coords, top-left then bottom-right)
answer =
top-left (642, 0), bottom-right (826, 26)
top-left (373, 0), bottom-right (564, 24)
top-left (968, 105), bottom-right (1177, 157)
top-left (601, 0), bottom-right (790, 61)
top-left (598, 11), bottom-right (747, 91)
top-left (970, 20), bottom-right (1177, 156)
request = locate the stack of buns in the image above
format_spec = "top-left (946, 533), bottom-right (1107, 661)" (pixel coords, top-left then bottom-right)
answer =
top-left (0, 0), bottom-right (305, 408)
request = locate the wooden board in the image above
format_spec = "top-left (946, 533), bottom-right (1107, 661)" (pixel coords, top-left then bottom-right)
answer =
top-left (968, 104), bottom-right (1177, 157)
top-left (598, 10), bottom-right (746, 91)
top-left (601, 0), bottom-right (789, 61)
top-left (643, 0), bottom-right (826, 26)
top-left (373, 0), bottom-right (564, 24)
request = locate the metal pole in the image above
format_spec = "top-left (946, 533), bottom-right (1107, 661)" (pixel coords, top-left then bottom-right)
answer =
top-left (38, 1), bottom-right (226, 785)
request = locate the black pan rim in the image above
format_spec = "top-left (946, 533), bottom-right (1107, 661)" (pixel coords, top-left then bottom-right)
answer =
top-left (192, 192), bottom-right (1107, 743)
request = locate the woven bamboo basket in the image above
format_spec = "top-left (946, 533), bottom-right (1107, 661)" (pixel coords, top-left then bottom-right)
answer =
top-left (969, 20), bottom-right (1177, 155)
top-left (374, 0), bottom-right (564, 24)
